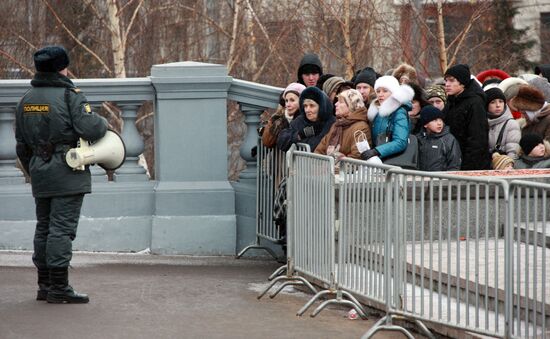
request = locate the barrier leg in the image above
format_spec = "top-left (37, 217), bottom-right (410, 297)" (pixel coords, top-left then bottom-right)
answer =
top-left (361, 315), bottom-right (415, 339)
top-left (311, 299), bottom-right (367, 319)
top-left (258, 275), bottom-right (317, 300)
top-left (267, 264), bottom-right (287, 281)
top-left (257, 275), bottom-right (288, 300)
top-left (296, 289), bottom-right (331, 316)
top-left (236, 243), bottom-right (279, 261)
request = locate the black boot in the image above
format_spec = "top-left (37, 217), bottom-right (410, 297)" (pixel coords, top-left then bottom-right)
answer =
top-left (36, 268), bottom-right (50, 301)
top-left (46, 267), bottom-right (89, 304)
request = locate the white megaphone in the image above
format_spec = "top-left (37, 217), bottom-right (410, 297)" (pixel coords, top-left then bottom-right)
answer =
top-left (65, 130), bottom-right (126, 171)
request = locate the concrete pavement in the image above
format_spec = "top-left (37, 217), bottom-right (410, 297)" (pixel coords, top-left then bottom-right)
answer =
top-left (0, 251), bottom-right (403, 339)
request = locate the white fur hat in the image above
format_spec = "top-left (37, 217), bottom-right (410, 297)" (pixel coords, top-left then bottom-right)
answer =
top-left (374, 75), bottom-right (400, 94)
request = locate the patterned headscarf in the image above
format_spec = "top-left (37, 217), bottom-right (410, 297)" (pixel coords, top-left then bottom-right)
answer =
top-left (338, 89), bottom-right (365, 112)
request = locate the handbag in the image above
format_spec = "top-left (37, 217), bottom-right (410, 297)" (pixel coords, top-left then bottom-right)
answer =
top-left (375, 110), bottom-right (418, 169)
top-left (491, 119), bottom-right (511, 155)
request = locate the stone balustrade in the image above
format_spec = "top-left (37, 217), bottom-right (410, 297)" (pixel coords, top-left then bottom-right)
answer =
top-left (0, 62), bottom-right (282, 256)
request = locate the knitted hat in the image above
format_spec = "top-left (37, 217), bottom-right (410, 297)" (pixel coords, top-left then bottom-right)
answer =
top-left (374, 75), bottom-right (400, 94)
top-left (510, 85), bottom-right (546, 112)
top-left (353, 67), bottom-right (377, 88)
top-left (491, 153), bottom-right (514, 170)
top-left (482, 78), bottom-right (501, 90)
top-left (520, 134), bottom-right (543, 156)
top-left (34, 45), bottom-right (70, 72)
top-left (425, 85), bottom-right (447, 103)
top-left (485, 87), bottom-right (506, 108)
top-left (283, 82), bottom-right (306, 98)
top-left (322, 76), bottom-right (345, 96)
top-left (420, 105), bottom-right (444, 126)
top-left (392, 63), bottom-right (418, 84)
top-left (444, 64), bottom-right (471, 86)
top-left (338, 89), bottom-right (365, 112)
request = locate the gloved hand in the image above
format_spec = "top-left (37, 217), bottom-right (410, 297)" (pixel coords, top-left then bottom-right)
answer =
top-left (298, 125), bottom-right (316, 139)
top-left (361, 148), bottom-right (379, 160)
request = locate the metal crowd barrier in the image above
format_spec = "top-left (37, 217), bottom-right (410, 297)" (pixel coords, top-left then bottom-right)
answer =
top-left (256, 149), bottom-right (550, 339)
top-left (508, 180), bottom-right (549, 339)
top-left (237, 139), bottom-right (309, 260)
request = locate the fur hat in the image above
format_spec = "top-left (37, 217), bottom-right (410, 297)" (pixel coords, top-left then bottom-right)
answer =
top-left (409, 82), bottom-right (428, 106)
top-left (491, 153), bottom-right (514, 170)
top-left (283, 82), bottom-right (306, 98)
top-left (485, 87), bottom-right (506, 108)
top-left (445, 64), bottom-right (471, 86)
top-left (322, 76), bottom-right (345, 96)
top-left (374, 75), bottom-right (400, 95)
top-left (420, 105), bottom-right (444, 126)
top-left (425, 85), bottom-right (447, 103)
top-left (392, 63), bottom-right (418, 84)
top-left (338, 89), bottom-right (365, 112)
top-left (353, 67), bottom-right (377, 88)
top-left (34, 45), bottom-right (70, 72)
top-left (498, 77), bottom-right (529, 100)
top-left (520, 133), bottom-right (543, 156)
top-left (528, 76), bottom-right (550, 102)
top-left (510, 85), bottom-right (546, 112)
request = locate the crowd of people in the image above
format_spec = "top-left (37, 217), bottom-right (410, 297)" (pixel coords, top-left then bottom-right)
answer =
top-left (260, 53), bottom-right (550, 171)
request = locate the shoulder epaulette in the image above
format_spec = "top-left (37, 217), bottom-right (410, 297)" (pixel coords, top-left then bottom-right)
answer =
top-left (70, 87), bottom-right (81, 94)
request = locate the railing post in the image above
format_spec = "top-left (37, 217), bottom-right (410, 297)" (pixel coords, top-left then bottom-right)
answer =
top-left (114, 102), bottom-right (148, 182)
top-left (0, 105), bottom-right (25, 184)
top-left (237, 103), bottom-right (263, 185)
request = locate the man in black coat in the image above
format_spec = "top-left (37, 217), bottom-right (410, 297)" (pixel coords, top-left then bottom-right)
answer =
top-left (15, 46), bottom-right (108, 303)
top-left (443, 64), bottom-right (491, 170)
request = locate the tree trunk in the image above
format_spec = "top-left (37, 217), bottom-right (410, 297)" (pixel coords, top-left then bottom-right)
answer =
top-left (106, 0), bottom-right (126, 78)
top-left (436, 0), bottom-right (447, 74)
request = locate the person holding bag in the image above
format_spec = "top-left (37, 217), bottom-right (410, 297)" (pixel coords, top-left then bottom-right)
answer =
top-left (360, 75), bottom-right (415, 167)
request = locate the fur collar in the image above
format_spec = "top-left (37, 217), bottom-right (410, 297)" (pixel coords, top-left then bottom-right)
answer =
top-left (367, 84), bottom-right (414, 121)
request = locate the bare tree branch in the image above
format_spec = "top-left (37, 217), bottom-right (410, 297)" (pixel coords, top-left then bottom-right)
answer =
top-left (123, 0), bottom-right (145, 45)
top-left (0, 49), bottom-right (33, 76)
top-left (41, 0), bottom-right (113, 75)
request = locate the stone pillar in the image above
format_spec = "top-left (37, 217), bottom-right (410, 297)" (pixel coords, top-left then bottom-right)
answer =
top-left (114, 102), bottom-right (147, 182)
top-left (150, 61), bottom-right (236, 255)
top-left (0, 105), bottom-right (24, 184)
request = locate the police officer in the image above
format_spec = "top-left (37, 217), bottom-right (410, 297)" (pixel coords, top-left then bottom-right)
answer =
top-left (15, 46), bottom-right (108, 304)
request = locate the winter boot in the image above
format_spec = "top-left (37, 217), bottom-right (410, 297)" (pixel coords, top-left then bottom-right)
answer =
top-left (36, 268), bottom-right (50, 301)
top-left (46, 267), bottom-right (89, 304)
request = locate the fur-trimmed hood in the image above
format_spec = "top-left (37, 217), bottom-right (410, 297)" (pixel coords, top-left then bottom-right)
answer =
top-left (367, 84), bottom-right (414, 121)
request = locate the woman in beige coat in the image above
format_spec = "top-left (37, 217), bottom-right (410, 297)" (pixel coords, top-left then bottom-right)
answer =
top-left (314, 89), bottom-right (371, 160)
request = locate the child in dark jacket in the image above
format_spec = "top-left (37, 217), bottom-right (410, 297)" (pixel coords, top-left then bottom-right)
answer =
top-left (514, 133), bottom-right (550, 169)
top-left (416, 105), bottom-right (462, 171)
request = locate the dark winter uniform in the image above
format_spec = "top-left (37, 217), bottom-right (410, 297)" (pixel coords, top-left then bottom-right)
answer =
top-left (15, 46), bottom-right (107, 304)
top-left (443, 81), bottom-right (491, 170)
top-left (277, 86), bottom-right (335, 152)
top-left (416, 126), bottom-right (462, 171)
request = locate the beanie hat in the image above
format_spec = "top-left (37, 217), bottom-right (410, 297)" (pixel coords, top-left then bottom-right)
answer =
top-left (338, 89), bottom-right (365, 112)
top-left (528, 76), bottom-right (550, 102)
top-left (283, 82), bottom-right (306, 98)
top-left (420, 105), bottom-right (444, 126)
top-left (485, 87), bottom-right (506, 108)
top-left (34, 45), bottom-right (70, 72)
top-left (425, 85), bottom-right (447, 103)
top-left (510, 85), bottom-right (546, 112)
top-left (374, 75), bottom-right (400, 95)
top-left (491, 153), bottom-right (514, 170)
top-left (353, 67), bottom-right (377, 88)
top-left (322, 76), bottom-right (345, 96)
top-left (444, 64), bottom-right (471, 86)
top-left (392, 63), bottom-right (418, 84)
top-left (520, 133), bottom-right (543, 156)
